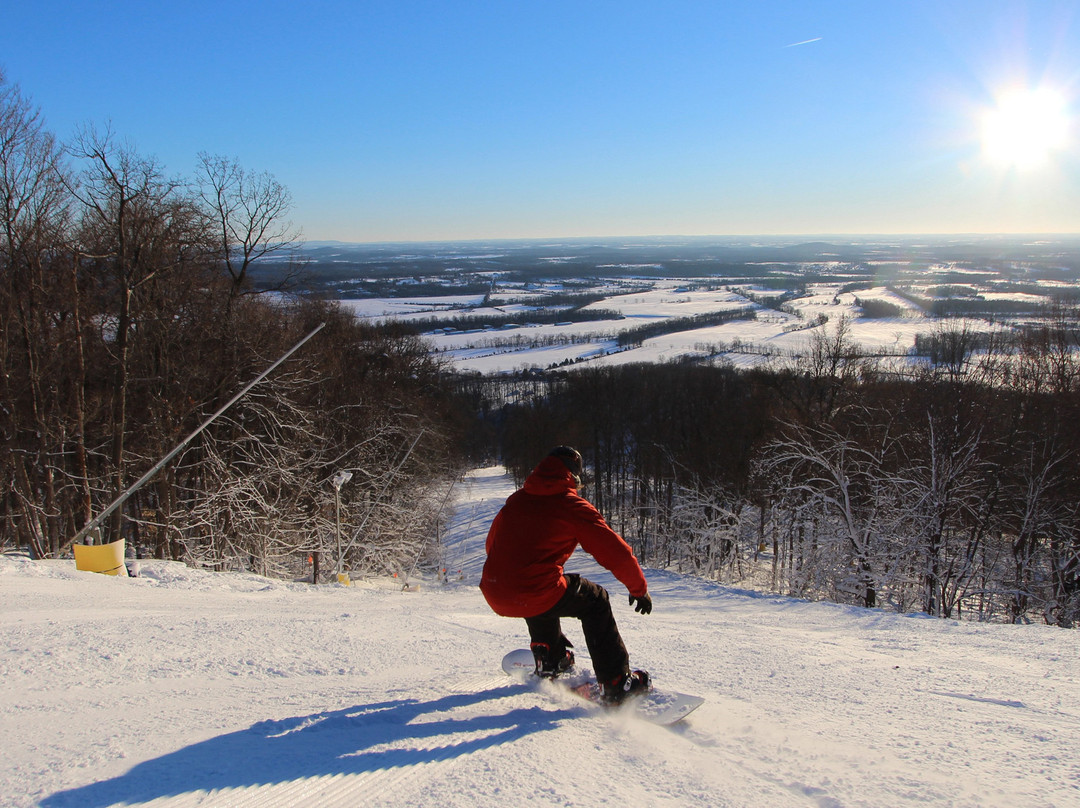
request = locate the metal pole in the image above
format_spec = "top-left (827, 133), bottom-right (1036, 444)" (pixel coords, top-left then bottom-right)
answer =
top-left (330, 470), bottom-right (352, 581)
top-left (335, 487), bottom-right (342, 578)
top-left (58, 322), bottom-right (327, 556)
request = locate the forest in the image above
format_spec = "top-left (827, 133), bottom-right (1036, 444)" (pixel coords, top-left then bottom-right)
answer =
top-left (3, 74), bottom-right (1078, 627)
top-left (477, 315), bottom-right (1080, 628)
top-left (0, 77), bottom-right (475, 581)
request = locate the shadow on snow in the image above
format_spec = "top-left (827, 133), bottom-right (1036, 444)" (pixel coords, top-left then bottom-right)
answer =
top-left (42, 684), bottom-right (575, 807)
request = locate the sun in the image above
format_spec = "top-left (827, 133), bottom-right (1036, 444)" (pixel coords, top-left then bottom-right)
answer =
top-left (981, 87), bottom-right (1070, 169)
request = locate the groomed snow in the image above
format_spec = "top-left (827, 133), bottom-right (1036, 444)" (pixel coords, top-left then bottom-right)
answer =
top-left (3, 466), bottom-right (1078, 807)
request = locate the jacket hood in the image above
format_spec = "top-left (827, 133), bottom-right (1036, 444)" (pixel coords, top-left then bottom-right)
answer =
top-left (522, 456), bottom-right (577, 496)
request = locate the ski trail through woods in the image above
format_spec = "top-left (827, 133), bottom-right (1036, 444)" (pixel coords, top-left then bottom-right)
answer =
top-left (2, 466), bottom-right (1078, 807)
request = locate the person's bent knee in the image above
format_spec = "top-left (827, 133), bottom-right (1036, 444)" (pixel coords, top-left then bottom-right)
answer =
top-left (577, 578), bottom-right (612, 613)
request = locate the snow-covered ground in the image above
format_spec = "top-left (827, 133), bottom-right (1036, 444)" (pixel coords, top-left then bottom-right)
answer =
top-left (4, 466), bottom-right (1079, 807)
top-left (345, 280), bottom-right (998, 374)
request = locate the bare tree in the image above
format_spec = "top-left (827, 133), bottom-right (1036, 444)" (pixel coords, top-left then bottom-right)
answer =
top-left (1012, 310), bottom-right (1080, 396)
top-left (195, 152), bottom-right (300, 297)
top-left (176, 380), bottom-right (328, 577)
top-left (68, 126), bottom-right (210, 543)
top-left (0, 75), bottom-right (74, 555)
top-left (1004, 436), bottom-right (1074, 624)
top-left (904, 408), bottom-right (993, 618)
top-left (654, 483), bottom-right (750, 580)
top-left (780, 314), bottom-right (872, 425)
top-left (170, 365), bottom-right (456, 581)
top-left (0, 76), bottom-right (69, 260)
top-left (757, 418), bottom-right (909, 609)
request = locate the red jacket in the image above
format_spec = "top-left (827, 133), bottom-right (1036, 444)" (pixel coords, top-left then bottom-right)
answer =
top-left (480, 456), bottom-right (648, 618)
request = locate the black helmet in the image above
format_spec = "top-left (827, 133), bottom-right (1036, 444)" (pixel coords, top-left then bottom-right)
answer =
top-left (548, 446), bottom-right (583, 481)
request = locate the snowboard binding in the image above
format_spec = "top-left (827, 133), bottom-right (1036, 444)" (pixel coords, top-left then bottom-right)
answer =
top-left (530, 641), bottom-right (576, 678)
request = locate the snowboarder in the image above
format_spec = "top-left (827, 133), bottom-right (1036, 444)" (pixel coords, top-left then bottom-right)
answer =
top-left (481, 446), bottom-right (652, 703)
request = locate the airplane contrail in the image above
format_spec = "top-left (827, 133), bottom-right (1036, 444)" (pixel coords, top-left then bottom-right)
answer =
top-left (784, 37), bottom-right (823, 48)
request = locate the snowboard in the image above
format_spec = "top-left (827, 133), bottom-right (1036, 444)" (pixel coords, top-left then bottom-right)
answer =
top-left (501, 648), bottom-right (704, 726)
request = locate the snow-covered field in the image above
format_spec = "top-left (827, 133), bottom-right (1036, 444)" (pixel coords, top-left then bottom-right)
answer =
top-left (341, 280), bottom-right (999, 374)
top-left (4, 466), bottom-right (1079, 807)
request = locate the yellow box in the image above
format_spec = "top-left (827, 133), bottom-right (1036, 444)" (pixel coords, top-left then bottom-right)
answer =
top-left (73, 539), bottom-right (129, 576)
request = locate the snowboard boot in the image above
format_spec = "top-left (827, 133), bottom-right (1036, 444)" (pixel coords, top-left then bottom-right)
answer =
top-left (602, 669), bottom-right (650, 704)
top-left (530, 642), bottom-right (575, 678)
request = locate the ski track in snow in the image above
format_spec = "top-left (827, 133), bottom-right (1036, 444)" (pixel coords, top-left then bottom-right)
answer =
top-left (3, 466), bottom-right (1079, 807)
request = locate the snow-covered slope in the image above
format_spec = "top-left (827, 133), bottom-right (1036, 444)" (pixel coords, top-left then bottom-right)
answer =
top-left (3, 467), bottom-right (1078, 807)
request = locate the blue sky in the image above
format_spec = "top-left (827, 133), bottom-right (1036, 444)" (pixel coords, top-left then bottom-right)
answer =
top-left (3, 1), bottom-right (1079, 242)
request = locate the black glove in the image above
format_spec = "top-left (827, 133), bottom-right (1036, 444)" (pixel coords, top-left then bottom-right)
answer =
top-left (629, 592), bottom-right (653, 615)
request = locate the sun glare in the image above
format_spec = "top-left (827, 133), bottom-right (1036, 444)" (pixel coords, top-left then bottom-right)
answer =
top-left (981, 88), bottom-right (1070, 169)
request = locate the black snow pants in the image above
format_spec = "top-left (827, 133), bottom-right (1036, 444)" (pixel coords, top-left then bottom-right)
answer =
top-left (525, 573), bottom-right (629, 685)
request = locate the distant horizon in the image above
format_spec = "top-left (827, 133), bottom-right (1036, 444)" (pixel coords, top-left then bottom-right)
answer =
top-left (298, 231), bottom-right (1080, 248)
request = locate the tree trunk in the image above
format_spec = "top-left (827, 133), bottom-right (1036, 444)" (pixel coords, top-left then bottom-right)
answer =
top-left (109, 285), bottom-right (132, 544)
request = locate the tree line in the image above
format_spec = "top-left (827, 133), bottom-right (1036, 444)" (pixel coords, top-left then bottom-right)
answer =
top-left (483, 316), bottom-right (1080, 627)
top-left (0, 76), bottom-right (472, 579)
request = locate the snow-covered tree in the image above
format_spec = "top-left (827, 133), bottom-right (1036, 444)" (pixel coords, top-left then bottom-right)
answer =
top-left (756, 418), bottom-right (910, 609)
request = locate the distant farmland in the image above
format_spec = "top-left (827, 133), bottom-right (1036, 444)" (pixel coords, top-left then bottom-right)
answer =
top-left (268, 236), bottom-right (1080, 375)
